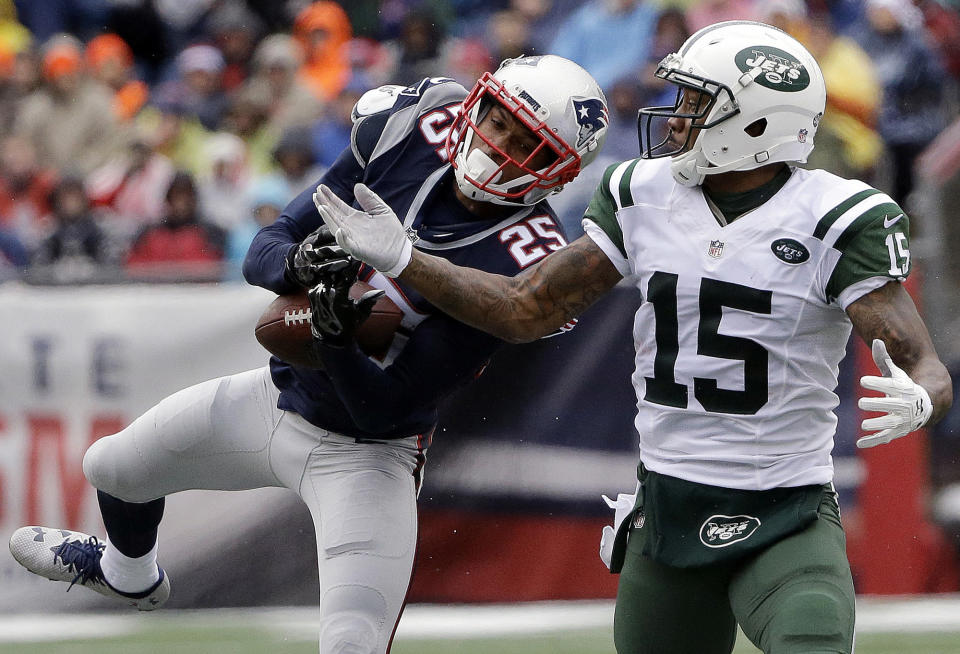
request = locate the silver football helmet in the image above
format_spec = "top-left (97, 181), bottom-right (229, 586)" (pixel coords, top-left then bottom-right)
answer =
top-left (445, 55), bottom-right (609, 205)
top-left (638, 20), bottom-right (826, 186)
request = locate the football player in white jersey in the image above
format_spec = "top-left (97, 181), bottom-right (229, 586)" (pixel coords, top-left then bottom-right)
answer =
top-left (314, 21), bottom-right (953, 654)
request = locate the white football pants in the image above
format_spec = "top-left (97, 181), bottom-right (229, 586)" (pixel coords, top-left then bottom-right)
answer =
top-left (82, 366), bottom-right (420, 654)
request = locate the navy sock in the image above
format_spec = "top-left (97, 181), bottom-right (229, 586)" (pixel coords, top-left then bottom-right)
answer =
top-left (97, 491), bottom-right (164, 558)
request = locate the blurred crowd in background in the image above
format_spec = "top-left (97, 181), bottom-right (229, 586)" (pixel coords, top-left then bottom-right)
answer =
top-left (0, 0), bottom-right (957, 285)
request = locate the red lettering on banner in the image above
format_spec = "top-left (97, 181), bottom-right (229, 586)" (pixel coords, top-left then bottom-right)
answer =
top-left (26, 414), bottom-right (125, 528)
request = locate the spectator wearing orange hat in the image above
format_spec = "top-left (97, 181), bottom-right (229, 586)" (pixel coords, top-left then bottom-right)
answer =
top-left (14, 34), bottom-right (121, 176)
top-left (86, 33), bottom-right (148, 122)
top-left (292, 1), bottom-right (352, 102)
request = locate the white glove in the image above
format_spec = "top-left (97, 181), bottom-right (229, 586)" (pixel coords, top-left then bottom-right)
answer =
top-left (312, 183), bottom-right (414, 278)
top-left (599, 490), bottom-right (638, 569)
top-left (857, 339), bottom-right (933, 449)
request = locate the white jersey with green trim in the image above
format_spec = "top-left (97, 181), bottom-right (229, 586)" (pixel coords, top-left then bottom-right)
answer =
top-left (583, 157), bottom-right (910, 490)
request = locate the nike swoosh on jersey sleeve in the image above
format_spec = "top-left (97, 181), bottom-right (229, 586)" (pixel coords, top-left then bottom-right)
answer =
top-left (882, 213), bottom-right (904, 229)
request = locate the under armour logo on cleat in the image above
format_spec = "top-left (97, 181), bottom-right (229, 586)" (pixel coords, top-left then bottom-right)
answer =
top-left (31, 527), bottom-right (45, 542)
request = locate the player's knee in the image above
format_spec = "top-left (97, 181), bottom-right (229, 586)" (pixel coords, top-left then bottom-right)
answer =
top-left (83, 434), bottom-right (151, 503)
top-left (319, 611), bottom-right (379, 654)
top-left (765, 587), bottom-right (853, 653)
top-left (83, 435), bottom-right (115, 490)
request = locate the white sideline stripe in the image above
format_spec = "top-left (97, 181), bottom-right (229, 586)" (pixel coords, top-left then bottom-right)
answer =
top-left (0, 597), bottom-right (959, 643)
top-left (397, 601), bottom-right (615, 637)
top-left (0, 615), bottom-right (138, 642)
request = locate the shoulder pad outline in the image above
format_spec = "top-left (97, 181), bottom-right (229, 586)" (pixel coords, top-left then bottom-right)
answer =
top-left (351, 85), bottom-right (406, 122)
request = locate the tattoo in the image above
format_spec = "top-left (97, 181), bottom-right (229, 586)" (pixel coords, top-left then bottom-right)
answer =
top-left (847, 281), bottom-right (953, 423)
top-left (847, 282), bottom-right (926, 369)
top-left (401, 236), bottom-right (622, 343)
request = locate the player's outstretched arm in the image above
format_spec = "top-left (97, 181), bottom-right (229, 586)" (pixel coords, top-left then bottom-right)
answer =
top-left (846, 281), bottom-right (953, 446)
top-left (314, 182), bottom-right (623, 343)
top-left (402, 235), bottom-right (622, 343)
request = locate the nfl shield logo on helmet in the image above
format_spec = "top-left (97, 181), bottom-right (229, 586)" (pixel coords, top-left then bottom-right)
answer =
top-left (572, 98), bottom-right (608, 147)
top-left (708, 240), bottom-right (724, 258)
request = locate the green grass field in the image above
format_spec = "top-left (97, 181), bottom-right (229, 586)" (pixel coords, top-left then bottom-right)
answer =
top-left (1, 601), bottom-right (959, 654)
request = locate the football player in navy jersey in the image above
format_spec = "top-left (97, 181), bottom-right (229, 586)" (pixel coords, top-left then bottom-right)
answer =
top-left (9, 55), bottom-right (608, 654)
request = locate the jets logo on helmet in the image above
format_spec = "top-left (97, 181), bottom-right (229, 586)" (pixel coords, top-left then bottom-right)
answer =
top-left (735, 46), bottom-right (810, 92)
top-left (573, 98), bottom-right (609, 148)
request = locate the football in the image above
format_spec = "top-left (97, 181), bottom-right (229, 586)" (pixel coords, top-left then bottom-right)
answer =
top-left (255, 281), bottom-right (403, 367)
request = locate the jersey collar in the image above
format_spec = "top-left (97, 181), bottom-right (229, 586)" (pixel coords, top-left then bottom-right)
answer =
top-left (404, 164), bottom-right (536, 251)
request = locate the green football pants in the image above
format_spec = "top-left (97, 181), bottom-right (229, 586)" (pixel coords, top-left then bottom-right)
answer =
top-left (614, 490), bottom-right (855, 654)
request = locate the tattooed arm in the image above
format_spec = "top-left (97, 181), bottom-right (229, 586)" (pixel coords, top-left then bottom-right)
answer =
top-left (311, 182), bottom-right (623, 341)
top-left (399, 235), bottom-right (623, 343)
top-left (846, 281), bottom-right (952, 424)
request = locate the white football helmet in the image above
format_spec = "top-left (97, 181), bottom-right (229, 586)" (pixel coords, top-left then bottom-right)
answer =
top-left (445, 55), bottom-right (609, 205)
top-left (638, 20), bottom-right (826, 187)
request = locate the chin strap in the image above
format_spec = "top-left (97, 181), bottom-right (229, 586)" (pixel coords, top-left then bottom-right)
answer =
top-left (671, 151), bottom-right (705, 187)
top-left (463, 148), bottom-right (502, 185)
top-left (672, 147), bottom-right (781, 187)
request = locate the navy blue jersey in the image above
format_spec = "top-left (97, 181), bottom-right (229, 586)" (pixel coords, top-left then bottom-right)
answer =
top-left (243, 78), bottom-right (571, 441)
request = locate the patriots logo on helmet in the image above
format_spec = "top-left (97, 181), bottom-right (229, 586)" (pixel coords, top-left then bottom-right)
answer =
top-left (572, 98), bottom-right (608, 147)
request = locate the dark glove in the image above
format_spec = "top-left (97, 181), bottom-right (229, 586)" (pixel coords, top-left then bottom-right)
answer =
top-left (307, 258), bottom-right (385, 347)
top-left (285, 225), bottom-right (351, 288)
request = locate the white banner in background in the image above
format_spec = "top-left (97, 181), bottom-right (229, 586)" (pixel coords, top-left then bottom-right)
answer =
top-left (0, 282), bottom-right (281, 609)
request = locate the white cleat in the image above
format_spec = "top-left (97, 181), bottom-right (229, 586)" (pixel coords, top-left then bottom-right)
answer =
top-left (9, 526), bottom-right (170, 611)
